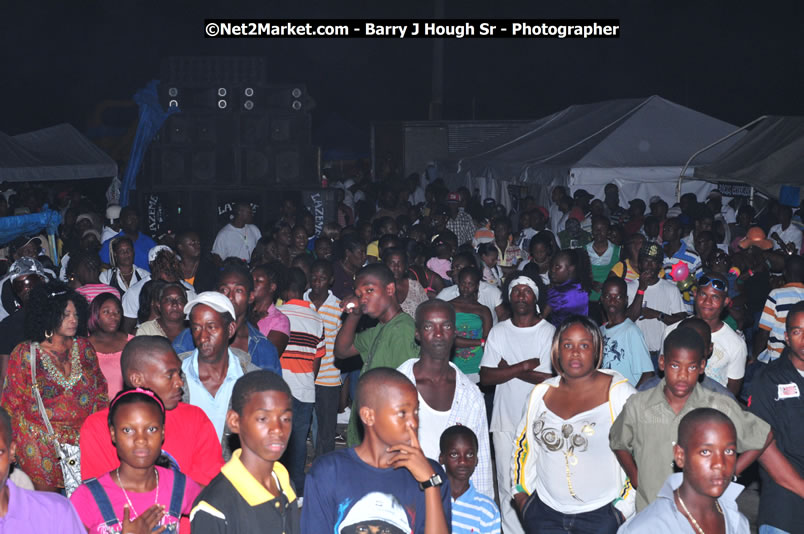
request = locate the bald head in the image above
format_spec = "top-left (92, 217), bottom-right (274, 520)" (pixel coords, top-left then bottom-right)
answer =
top-left (677, 408), bottom-right (735, 449)
top-left (355, 367), bottom-right (415, 411)
top-left (415, 299), bottom-right (455, 327)
top-left (120, 335), bottom-right (177, 383)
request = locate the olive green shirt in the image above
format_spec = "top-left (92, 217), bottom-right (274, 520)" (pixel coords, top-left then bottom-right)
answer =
top-left (609, 378), bottom-right (770, 512)
top-left (346, 311), bottom-right (420, 446)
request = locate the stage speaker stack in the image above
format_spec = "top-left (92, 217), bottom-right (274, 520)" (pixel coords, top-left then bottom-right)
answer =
top-left (137, 57), bottom-right (318, 242)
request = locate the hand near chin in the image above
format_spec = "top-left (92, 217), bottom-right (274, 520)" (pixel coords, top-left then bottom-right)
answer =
top-left (386, 423), bottom-right (434, 483)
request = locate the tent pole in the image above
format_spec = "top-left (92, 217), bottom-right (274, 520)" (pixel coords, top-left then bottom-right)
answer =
top-left (676, 115), bottom-right (768, 202)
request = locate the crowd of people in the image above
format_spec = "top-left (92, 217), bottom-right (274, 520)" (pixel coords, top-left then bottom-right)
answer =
top-left (0, 176), bottom-right (802, 534)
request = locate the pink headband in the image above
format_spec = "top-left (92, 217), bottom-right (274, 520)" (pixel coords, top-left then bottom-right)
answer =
top-left (110, 387), bottom-right (165, 413)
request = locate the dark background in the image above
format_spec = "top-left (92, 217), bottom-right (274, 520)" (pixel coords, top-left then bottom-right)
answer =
top-left (3, 1), bottom-right (802, 143)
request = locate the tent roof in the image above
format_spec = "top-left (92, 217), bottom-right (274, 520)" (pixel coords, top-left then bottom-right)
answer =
top-left (455, 95), bottom-right (739, 183)
top-left (0, 123), bottom-right (117, 182)
top-left (693, 116), bottom-right (804, 200)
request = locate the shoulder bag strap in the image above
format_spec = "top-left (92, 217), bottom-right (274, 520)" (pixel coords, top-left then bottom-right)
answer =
top-left (86, 478), bottom-right (120, 527)
top-left (29, 342), bottom-right (56, 437)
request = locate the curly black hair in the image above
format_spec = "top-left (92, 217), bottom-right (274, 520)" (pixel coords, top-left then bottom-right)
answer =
top-left (66, 249), bottom-right (101, 279)
top-left (24, 280), bottom-right (89, 341)
top-left (150, 249), bottom-right (183, 282)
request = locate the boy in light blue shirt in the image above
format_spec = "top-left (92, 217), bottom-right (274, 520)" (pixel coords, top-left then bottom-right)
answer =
top-left (440, 426), bottom-right (501, 534)
top-left (600, 277), bottom-right (655, 388)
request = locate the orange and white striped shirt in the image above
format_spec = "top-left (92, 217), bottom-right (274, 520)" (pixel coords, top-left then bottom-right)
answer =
top-left (277, 299), bottom-right (325, 402)
top-left (304, 289), bottom-right (343, 387)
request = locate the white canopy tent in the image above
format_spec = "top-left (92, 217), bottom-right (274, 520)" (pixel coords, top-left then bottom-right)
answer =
top-left (0, 123), bottom-right (117, 183)
top-left (693, 116), bottom-right (804, 205)
top-left (451, 95), bottom-right (743, 205)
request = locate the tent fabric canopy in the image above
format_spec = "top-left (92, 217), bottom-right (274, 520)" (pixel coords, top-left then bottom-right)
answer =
top-left (693, 116), bottom-right (804, 201)
top-left (0, 123), bottom-right (117, 182)
top-left (453, 95), bottom-right (741, 202)
top-left (0, 207), bottom-right (62, 244)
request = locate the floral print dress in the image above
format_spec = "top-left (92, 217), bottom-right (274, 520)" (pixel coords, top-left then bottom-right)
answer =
top-left (1, 337), bottom-right (108, 487)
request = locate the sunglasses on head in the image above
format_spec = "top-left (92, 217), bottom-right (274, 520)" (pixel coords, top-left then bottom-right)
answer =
top-left (698, 275), bottom-right (727, 292)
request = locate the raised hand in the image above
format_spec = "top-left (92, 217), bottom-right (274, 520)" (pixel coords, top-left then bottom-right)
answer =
top-left (340, 295), bottom-right (361, 315)
top-left (386, 423), bottom-right (436, 484)
top-left (120, 504), bottom-right (167, 534)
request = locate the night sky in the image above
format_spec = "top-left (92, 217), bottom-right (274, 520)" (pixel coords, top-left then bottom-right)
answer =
top-left (4, 1), bottom-right (803, 149)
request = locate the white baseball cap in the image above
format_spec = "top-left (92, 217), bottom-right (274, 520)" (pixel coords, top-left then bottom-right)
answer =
top-left (184, 291), bottom-right (236, 319)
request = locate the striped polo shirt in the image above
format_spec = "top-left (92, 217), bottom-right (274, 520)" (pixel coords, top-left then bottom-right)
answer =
top-left (662, 240), bottom-right (701, 311)
top-left (304, 289), bottom-right (343, 387)
top-left (452, 482), bottom-right (501, 534)
top-left (758, 282), bottom-right (804, 362)
top-left (75, 283), bottom-right (121, 304)
top-left (277, 299), bottom-right (325, 403)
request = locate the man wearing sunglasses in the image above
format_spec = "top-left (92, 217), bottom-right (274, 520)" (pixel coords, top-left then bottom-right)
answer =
top-left (662, 272), bottom-right (747, 397)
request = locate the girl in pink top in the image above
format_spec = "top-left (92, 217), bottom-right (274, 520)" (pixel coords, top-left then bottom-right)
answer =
top-left (70, 388), bottom-right (201, 533)
top-left (88, 293), bottom-right (132, 399)
top-left (251, 263), bottom-right (291, 355)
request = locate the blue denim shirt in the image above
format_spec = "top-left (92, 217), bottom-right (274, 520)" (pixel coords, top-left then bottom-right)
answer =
top-left (172, 322), bottom-right (281, 376)
top-left (618, 473), bottom-right (749, 533)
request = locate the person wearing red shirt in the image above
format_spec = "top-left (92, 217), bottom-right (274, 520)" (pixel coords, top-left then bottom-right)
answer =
top-left (79, 336), bottom-right (224, 486)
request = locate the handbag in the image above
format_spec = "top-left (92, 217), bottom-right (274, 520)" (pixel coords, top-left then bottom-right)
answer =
top-left (29, 342), bottom-right (83, 496)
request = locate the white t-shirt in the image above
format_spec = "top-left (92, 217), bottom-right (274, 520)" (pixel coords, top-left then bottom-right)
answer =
top-left (549, 204), bottom-right (564, 235)
top-left (480, 318), bottom-right (555, 432)
top-left (625, 279), bottom-right (685, 353)
top-left (416, 394), bottom-right (452, 461)
top-left (769, 223), bottom-right (803, 253)
top-left (211, 223), bottom-right (262, 262)
top-left (517, 228), bottom-right (539, 254)
top-left (437, 281), bottom-right (503, 325)
top-left (99, 266), bottom-right (150, 293)
top-left (121, 275), bottom-right (197, 320)
top-left (662, 320), bottom-right (747, 386)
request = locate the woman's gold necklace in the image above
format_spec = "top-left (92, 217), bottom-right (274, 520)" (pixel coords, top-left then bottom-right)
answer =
top-left (39, 340), bottom-right (82, 390)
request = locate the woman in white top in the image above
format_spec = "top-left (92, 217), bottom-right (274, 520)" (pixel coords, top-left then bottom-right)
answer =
top-left (512, 315), bottom-right (637, 534)
top-left (98, 236), bottom-right (148, 294)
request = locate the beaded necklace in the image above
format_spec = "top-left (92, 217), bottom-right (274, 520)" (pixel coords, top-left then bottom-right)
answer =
top-left (38, 339), bottom-right (82, 390)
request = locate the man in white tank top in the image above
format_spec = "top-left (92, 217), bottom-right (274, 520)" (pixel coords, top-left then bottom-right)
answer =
top-left (396, 299), bottom-right (493, 499)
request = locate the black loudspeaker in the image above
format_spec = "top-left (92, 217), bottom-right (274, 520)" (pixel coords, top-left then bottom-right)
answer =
top-left (275, 146), bottom-right (316, 185)
top-left (143, 58), bottom-right (317, 190)
top-left (161, 57), bottom-right (267, 86)
top-left (301, 188), bottom-right (338, 236)
top-left (160, 114), bottom-right (237, 146)
top-left (239, 113), bottom-right (311, 146)
top-left (160, 84), bottom-right (315, 114)
top-left (147, 147), bottom-right (237, 187)
top-left (140, 190), bottom-right (194, 238)
top-left (137, 188), bottom-right (270, 246)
